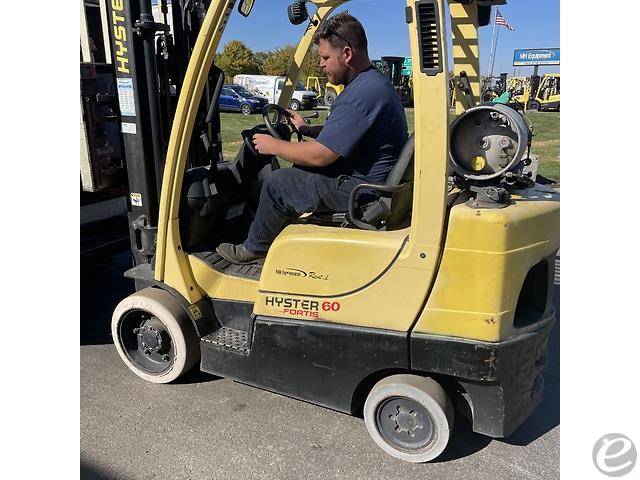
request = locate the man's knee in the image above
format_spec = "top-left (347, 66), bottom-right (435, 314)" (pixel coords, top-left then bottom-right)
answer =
top-left (263, 168), bottom-right (298, 193)
top-left (264, 167), bottom-right (324, 199)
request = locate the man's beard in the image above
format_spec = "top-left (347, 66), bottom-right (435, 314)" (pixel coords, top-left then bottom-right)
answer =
top-left (328, 70), bottom-right (346, 85)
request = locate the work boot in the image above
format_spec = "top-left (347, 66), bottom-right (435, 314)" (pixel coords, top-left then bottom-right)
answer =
top-left (216, 243), bottom-right (265, 265)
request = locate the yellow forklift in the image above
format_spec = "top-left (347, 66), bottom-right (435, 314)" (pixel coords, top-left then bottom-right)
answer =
top-left (530, 73), bottom-right (560, 111)
top-left (507, 76), bottom-right (530, 106)
top-left (111, 0), bottom-right (559, 463)
top-left (305, 75), bottom-right (344, 106)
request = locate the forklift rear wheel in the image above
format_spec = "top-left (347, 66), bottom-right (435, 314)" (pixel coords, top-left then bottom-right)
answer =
top-left (112, 287), bottom-right (200, 384)
top-left (289, 99), bottom-right (300, 111)
top-left (530, 100), bottom-right (541, 111)
top-left (240, 103), bottom-right (252, 115)
top-left (363, 374), bottom-right (454, 463)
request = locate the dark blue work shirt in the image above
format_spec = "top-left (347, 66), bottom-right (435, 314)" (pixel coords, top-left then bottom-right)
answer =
top-left (316, 66), bottom-right (408, 184)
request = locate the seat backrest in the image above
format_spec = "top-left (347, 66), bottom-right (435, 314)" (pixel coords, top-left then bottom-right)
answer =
top-left (383, 133), bottom-right (415, 229)
top-left (385, 133), bottom-right (415, 187)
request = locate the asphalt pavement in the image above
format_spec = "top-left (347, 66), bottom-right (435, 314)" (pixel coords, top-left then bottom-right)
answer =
top-left (80, 251), bottom-right (560, 480)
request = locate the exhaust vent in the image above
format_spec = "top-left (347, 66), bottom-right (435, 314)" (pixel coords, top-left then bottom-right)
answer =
top-left (416, 1), bottom-right (443, 75)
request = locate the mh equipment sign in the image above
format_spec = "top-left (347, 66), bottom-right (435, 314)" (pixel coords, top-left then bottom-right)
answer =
top-left (513, 48), bottom-right (560, 66)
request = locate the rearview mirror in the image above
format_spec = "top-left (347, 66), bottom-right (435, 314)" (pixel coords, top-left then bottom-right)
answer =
top-left (238, 0), bottom-right (255, 17)
top-left (478, 5), bottom-right (491, 27)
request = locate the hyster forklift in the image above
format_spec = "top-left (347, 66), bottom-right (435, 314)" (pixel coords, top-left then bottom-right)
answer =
top-left (529, 73), bottom-right (560, 111)
top-left (110, 0), bottom-right (559, 463)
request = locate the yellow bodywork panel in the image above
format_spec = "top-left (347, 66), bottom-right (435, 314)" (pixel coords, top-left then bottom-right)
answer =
top-left (258, 225), bottom-right (408, 297)
top-left (189, 255), bottom-right (259, 302)
top-left (253, 226), bottom-right (437, 331)
top-left (413, 187), bottom-right (560, 342)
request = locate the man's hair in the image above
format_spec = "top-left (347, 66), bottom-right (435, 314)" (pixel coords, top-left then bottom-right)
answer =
top-left (313, 12), bottom-right (368, 53)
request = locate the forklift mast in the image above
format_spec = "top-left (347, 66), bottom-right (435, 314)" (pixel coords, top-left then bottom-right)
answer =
top-left (104, 0), bottom-right (217, 265)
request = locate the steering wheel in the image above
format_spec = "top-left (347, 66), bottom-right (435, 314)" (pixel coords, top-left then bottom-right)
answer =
top-left (242, 104), bottom-right (301, 157)
top-left (262, 104), bottom-right (300, 141)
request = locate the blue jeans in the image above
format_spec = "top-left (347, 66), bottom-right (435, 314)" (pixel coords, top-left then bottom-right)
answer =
top-left (243, 167), bottom-right (361, 254)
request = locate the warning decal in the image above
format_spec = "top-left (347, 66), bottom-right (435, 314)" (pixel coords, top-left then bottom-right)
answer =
top-left (116, 78), bottom-right (136, 117)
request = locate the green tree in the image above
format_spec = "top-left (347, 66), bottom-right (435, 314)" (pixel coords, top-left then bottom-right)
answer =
top-left (260, 44), bottom-right (324, 82)
top-left (303, 46), bottom-right (324, 80)
top-left (216, 40), bottom-right (259, 81)
top-left (261, 45), bottom-right (298, 76)
top-left (253, 51), bottom-right (269, 74)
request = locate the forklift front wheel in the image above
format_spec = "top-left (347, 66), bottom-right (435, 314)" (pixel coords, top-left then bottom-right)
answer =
top-left (529, 100), bottom-right (541, 111)
top-left (363, 374), bottom-right (454, 463)
top-left (111, 288), bottom-right (200, 384)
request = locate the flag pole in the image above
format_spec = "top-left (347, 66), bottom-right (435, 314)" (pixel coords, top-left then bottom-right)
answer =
top-left (490, 25), bottom-right (501, 79)
top-left (487, 9), bottom-right (498, 80)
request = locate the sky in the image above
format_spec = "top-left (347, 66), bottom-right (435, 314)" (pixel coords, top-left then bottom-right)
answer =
top-left (218, 0), bottom-right (560, 77)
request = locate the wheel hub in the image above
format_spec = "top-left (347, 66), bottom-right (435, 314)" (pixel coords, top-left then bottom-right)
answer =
top-left (140, 326), bottom-right (163, 354)
top-left (133, 318), bottom-right (170, 357)
top-left (376, 397), bottom-right (434, 450)
top-left (393, 408), bottom-right (420, 435)
top-left (119, 311), bottom-right (175, 374)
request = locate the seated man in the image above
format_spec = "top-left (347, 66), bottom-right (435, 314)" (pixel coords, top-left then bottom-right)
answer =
top-left (216, 11), bottom-right (408, 264)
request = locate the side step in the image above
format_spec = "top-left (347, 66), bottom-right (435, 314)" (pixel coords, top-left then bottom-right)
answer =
top-left (192, 251), bottom-right (263, 280)
top-left (202, 327), bottom-right (250, 355)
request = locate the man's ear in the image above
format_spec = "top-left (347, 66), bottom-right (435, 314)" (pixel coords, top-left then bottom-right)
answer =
top-left (343, 46), bottom-right (354, 64)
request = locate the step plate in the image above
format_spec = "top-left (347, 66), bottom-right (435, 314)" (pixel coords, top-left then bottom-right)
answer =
top-left (202, 327), bottom-right (249, 354)
top-left (192, 251), bottom-right (263, 280)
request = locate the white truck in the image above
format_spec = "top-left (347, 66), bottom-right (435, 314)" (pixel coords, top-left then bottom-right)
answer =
top-left (233, 74), bottom-right (318, 111)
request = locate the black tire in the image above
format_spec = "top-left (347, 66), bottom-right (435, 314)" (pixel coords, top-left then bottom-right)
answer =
top-left (363, 374), bottom-right (454, 463)
top-left (112, 287), bottom-right (200, 384)
top-left (530, 100), bottom-right (541, 111)
top-left (289, 99), bottom-right (300, 111)
top-left (240, 103), bottom-right (252, 115)
top-left (324, 89), bottom-right (337, 106)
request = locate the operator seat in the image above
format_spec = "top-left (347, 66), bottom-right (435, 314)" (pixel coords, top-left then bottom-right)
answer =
top-left (305, 133), bottom-right (415, 231)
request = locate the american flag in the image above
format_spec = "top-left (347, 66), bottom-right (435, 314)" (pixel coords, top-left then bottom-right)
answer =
top-left (495, 10), bottom-right (515, 31)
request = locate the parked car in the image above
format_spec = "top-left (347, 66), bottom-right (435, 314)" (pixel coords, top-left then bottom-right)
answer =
top-left (233, 74), bottom-right (317, 110)
top-left (219, 84), bottom-right (269, 115)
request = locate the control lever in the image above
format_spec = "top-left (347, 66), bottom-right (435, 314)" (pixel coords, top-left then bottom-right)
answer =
top-left (303, 111), bottom-right (319, 122)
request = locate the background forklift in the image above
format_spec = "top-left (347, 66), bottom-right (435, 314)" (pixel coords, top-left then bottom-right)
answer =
top-left (529, 73), bottom-right (560, 111)
top-left (506, 75), bottom-right (531, 107)
top-left (480, 72), bottom-right (507, 102)
top-left (372, 56), bottom-right (414, 107)
top-left (104, 0), bottom-right (559, 463)
top-left (305, 75), bottom-right (344, 106)
top-left (489, 75), bottom-right (529, 109)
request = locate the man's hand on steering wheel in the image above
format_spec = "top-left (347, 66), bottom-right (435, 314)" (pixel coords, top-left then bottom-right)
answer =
top-left (251, 104), bottom-right (302, 155)
top-left (252, 133), bottom-right (280, 156)
top-left (285, 109), bottom-right (308, 131)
